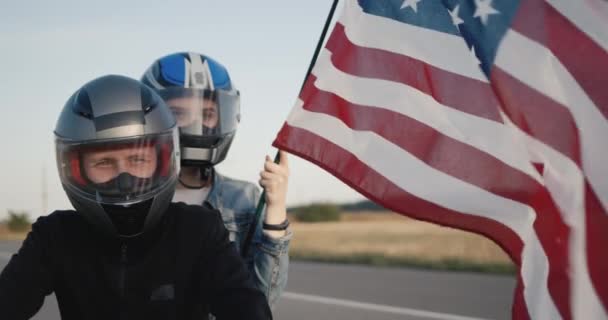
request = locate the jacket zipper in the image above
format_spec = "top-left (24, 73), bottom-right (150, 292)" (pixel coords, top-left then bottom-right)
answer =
top-left (119, 243), bottom-right (128, 298)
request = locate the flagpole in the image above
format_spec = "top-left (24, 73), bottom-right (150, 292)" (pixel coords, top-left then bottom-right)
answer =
top-left (241, 0), bottom-right (340, 257)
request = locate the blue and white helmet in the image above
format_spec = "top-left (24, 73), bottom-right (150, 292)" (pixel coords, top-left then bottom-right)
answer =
top-left (142, 52), bottom-right (240, 167)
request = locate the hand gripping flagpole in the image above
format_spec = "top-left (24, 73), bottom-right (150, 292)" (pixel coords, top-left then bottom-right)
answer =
top-left (241, 0), bottom-right (340, 257)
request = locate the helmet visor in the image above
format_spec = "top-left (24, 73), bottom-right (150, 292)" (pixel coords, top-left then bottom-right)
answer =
top-left (56, 131), bottom-right (179, 205)
top-left (158, 88), bottom-right (240, 147)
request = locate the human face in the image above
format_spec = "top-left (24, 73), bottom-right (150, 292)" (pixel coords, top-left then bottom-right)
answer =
top-left (81, 145), bottom-right (158, 184)
top-left (166, 96), bottom-right (218, 130)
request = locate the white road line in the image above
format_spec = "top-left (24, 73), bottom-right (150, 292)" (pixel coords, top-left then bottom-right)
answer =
top-left (282, 292), bottom-right (488, 320)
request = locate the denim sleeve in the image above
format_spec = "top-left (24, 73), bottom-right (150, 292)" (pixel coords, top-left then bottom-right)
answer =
top-left (246, 189), bottom-right (292, 309)
top-left (250, 226), bottom-right (292, 308)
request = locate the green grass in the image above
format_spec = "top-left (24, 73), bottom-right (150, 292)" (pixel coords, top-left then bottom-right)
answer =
top-left (290, 250), bottom-right (516, 275)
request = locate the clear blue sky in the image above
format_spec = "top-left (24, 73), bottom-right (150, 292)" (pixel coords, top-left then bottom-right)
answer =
top-left (0, 0), bottom-right (362, 219)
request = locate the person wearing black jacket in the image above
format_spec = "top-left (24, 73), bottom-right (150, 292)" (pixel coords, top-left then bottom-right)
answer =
top-left (0, 75), bottom-right (272, 320)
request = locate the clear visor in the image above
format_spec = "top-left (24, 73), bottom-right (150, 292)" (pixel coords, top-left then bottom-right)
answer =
top-left (159, 88), bottom-right (240, 146)
top-left (56, 131), bottom-right (179, 205)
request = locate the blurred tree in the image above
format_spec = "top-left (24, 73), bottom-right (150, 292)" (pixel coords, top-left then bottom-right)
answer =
top-left (341, 200), bottom-right (385, 212)
top-left (295, 203), bottom-right (341, 222)
top-left (6, 210), bottom-right (31, 232)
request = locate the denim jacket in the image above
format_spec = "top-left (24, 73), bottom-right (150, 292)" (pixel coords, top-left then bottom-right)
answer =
top-left (205, 171), bottom-right (291, 308)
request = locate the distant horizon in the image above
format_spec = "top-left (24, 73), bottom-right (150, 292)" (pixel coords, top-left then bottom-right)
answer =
top-left (1, 198), bottom-right (390, 221)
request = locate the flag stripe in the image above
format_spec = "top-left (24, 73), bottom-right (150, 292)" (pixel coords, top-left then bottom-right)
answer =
top-left (493, 26), bottom-right (608, 314)
top-left (490, 68), bottom-right (581, 163)
top-left (301, 77), bottom-right (573, 318)
top-left (512, 0), bottom-right (608, 121)
top-left (512, 276), bottom-right (531, 320)
top-left (545, 0), bottom-right (608, 52)
top-left (275, 1), bottom-right (608, 318)
top-left (274, 123), bottom-right (534, 320)
top-left (275, 107), bottom-right (561, 318)
top-left (326, 22), bottom-right (502, 122)
top-left (302, 75), bottom-right (544, 213)
top-left (274, 123), bottom-right (525, 255)
top-left (338, 0), bottom-right (487, 82)
top-left (313, 49), bottom-right (542, 182)
top-left (495, 29), bottom-right (608, 212)
top-left (504, 114), bottom-right (608, 319)
top-left (331, 12), bottom-right (595, 315)
top-left (585, 183), bottom-right (608, 312)
top-left (275, 124), bottom-right (523, 250)
top-left (285, 100), bottom-right (531, 235)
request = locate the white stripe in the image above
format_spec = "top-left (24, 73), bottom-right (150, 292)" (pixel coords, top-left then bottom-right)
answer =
top-left (519, 231), bottom-right (562, 320)
top-left (287, 100), bottom-right (532, 235)
top-left (286, 100), bottom-right (560, 319)
top-left (339, 0), bottom-right (488, 82)
top-left (495, 30), bottom-right (608, 213)
top-left (144, 68), bottom-right (164, 90)
top-left (188, 52), bottom-right (214, 90)
top-left (313, 49), bottom-right (542, 184)
top-left (183, 58), bottom-right (191, 88)
top-left (503, 114), bottom-right (608, 320)
top-left (546, 0), bottom-right (608, 52)
top-left (283, 291), bottom-right (487, 320)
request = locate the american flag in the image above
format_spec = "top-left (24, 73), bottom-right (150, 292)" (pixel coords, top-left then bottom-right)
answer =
top-left (273, 0), bottom-right (608, 319)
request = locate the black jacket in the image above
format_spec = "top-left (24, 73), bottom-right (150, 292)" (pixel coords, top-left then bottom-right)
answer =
top-left (0, 202), bottom-right (272, 320)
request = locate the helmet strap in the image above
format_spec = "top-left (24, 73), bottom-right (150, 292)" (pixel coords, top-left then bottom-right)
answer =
top-left (178, 165), bottom-right (214, 189)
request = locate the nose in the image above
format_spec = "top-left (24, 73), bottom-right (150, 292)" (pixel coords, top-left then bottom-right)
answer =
top-left (116, 161), bottom-right (129, 175)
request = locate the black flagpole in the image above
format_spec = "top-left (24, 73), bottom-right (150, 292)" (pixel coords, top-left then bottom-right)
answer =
top-left (241, 0), bottom-right (341, 257)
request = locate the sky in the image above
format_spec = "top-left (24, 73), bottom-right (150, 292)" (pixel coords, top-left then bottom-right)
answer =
top-left (0, 0), bottom-right (363, 219)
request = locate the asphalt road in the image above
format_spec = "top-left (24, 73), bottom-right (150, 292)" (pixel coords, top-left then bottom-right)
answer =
top-left (1, 240), bottom-right (515, 319)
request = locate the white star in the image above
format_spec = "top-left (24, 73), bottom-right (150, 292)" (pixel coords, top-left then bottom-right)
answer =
top-left (448, 5), bottom-right (464, 27)
top-left (473, 0), bottom-right (500, 25)
top-left (401, 0), bottom-right (422, 13)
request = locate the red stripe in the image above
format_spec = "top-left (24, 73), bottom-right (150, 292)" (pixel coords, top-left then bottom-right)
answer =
top-left (274, 124), bottom-right (523, 261)
top-left (585, 183), bottom-right (608, 310)
top-left (501, 3), bottom-right (608, 310)
top-left (490, 67), bottom-right (582, 165)
top-left (513, 273), bottom-right (531, 320)
top-left (326, 23), bottom-right (503, 123)
top-left (69, 152), bottom-right (86, 186)
top-left (512, 0), bottom-right (608, 120)
top-left (300, 75), bottom-right (534, 205)
top-left (299, 77), bottom-right (572, 317)
top-left (273, 124), bottom-right (530, 318)
top-left (491, 63), bottom-right (608, 316)
top-left (492, 51), bottom-right (608, 317)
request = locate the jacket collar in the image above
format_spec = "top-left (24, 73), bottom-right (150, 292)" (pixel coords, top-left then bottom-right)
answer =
top-left (206, 171), bottom-right (224, 211)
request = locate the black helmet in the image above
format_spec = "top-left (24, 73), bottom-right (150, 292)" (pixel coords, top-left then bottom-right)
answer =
top-left (54, 75), bottom-right (180, 238)
top-left (141, 52), bottom-right (240, 168)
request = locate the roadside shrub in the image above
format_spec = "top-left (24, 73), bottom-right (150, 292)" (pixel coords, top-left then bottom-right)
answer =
top-left (6, 210), bottom-right (31, 232)
top-left (295, 203), bottom-right (341, 222)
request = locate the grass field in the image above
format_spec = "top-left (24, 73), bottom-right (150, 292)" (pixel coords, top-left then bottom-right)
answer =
top-left (0, 224), bottom-right (28, 241)
top-left (289, 212), bottom-right (516, 274)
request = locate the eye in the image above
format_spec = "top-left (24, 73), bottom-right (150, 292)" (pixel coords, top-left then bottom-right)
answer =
top-left (93, 159), bottom-right (113, 168)
top-left (129, 156), bottom-right (151, 164)
top-left (170, 107), bottom-right (186, 117)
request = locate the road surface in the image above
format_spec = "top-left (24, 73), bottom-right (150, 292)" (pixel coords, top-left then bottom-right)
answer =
top-left (0, 240), bottom-right (515, 319)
